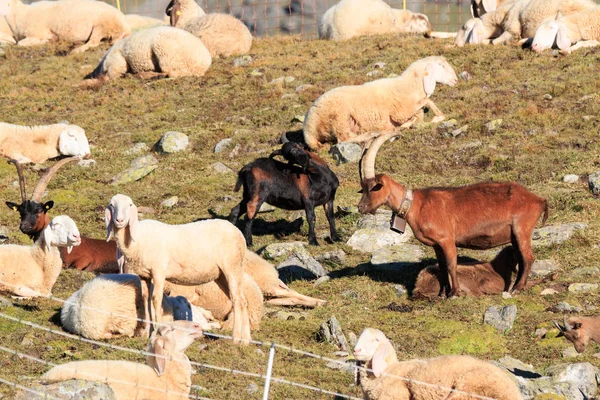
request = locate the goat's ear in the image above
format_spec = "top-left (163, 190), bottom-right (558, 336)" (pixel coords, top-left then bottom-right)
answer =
top-left (573, 322), bottom-right (582, 329)
top-left (370, 183), bottom-right (384, 192)
top-left (371, 343), bottom-right (390, 378)
top-left (43, 201), bottom-right (54, 212)
top-left (129, 203), bottom-right (138, 242)
top-left (6, 202), bottom-right (19, 212)
top-left (149, 336), bottom-right (167, 376)
top-left (105, 207), bottom-right (114, 242)
top-left (556, 23), bottom-right (571, 50)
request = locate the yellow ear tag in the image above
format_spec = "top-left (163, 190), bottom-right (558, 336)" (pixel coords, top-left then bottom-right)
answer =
top-left (45, 205), bottom-right (50, 210)
top-left (176, 10), bottom-right (181, 15)
top-left (12, 206), bottom-right (17, 211)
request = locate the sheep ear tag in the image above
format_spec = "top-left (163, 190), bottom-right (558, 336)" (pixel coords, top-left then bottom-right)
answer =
top-left (390, 214), bottom-right (406, 234)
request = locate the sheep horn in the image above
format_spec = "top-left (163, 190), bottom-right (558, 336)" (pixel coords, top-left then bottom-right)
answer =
top-left (563, 315), bottom-right (572, 331)
top-left (31, 156), bottom-right (80, 202)
top-left (8, 159), bottom-right (27, 202)
top-left (360, 131), bottom-right (402, 181)
top-left (553, 320), bottom-right (565, 332)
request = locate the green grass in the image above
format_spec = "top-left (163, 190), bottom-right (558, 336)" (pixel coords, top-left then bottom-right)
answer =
top-left (1, 34), bottom-right (600, 399)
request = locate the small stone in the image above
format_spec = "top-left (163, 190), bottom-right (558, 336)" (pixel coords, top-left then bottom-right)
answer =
top-left (295, 84), bottom-right (314, 93)
top-left (483, 304), bottom-right (517, 332)
top-left (438, 119), bottom-right (457, 130)
top-left (268, 76), bottom-right (295, 89)
top-left (292, 115), bottom-right (305, 123)
top-left (78, 159), bottom-right (96, 168)
top-left (459, 71), bottom-right (472, 81)
top-left (125, 142), bottom-right (149, 155)
top-left (245, 383), bottom-right (259, 395)
top-left (496, 356), bottom-right (539, 377)
top-left (313, 275), bottom-right (331, 286)
top-left (0, 296), bottom-right (11, 307)
top-left (214, 138), bottom-right (233, 153)
top-left (228, 144), bottom-right (242, 159)
top-left (156, 131), bottom-right (189, 153)
top-left (589, 171), bottom-right (600, 195)
top-left (209, 162), bottom-right (234, 174)
top-left (532, 223), bottom-right (587, 248)
top-left (263, 242), bottom-right (305, 259)
top-left (131, 155), bottom-right (158, 168)
top-left (562, 346), bottom-right (581, 358)
top-left (541, 288), bottom-right (559, 296)
top-left (329, 142), bottom-right (362, 164)
top-left (325, 359), bottom-right (355, 373)
top-left (568, 283), bottom-right (598, 293)
top-left (111, 156), bottom-right (158, 185)
top-left (334, 351), bottom-right (349, 357)
top-left (366, 70), bottom-right (382, 77)
top-left (583, 115), bottom-right (591, 121)
top-left (534, 328), bottom-right (548, 337)
top-left (277, 250), bottom-right (329, 281)
top-left (373, 62), bottom-right (386, 69)
top-left (318, 316), bottom-right (350, 352)
top-left (543, 94), bottom-right (553, 100)
top-left (315, 250), bottom-right (346, 265)
top-left (160, 196), bottom-right (178, 208)
top-left (258, 203), bottom-right (276, 213)
top-left (502, 292), bottom-right (512, 299)
top-left (232, 55), bottom-right (253, 67)
top-left (337, 206), bottom-right (358, 215)
top-left (530, 260), bottom-right (559, 278)
top-left (394, 284), bottom-right (407, 297)
top-left (554, 302), bottom-right (579, 312)
top-left (485, 119), bottom-right (503, 132)
top-left (563, 174), bottom-right (579, 183)
top-left (20, 334), bottom-right (34, 347)
top-left (451, 125), bottom-right (468, 137)
top-left (348, 332), bottom-right (358, 348)
top-left (250, 69), bottom-right (263, 77)
top-left (572, 266), bottom-right (600, 277)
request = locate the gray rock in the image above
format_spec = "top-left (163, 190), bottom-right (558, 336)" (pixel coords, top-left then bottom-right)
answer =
top-left (534, 328), bottom-right (548, 337)
top-left (568, 283), bottom-right (598, 293)
top-left (451, 125), bottom-right (468, 137)
top-left (214, 138), bottom-right (233, 153)
top-left (438, 119), bottom-right (457, 130)
top-left (366, 70), bottom-right (382, 77)
top-left (572, 266), bottom-right (600, 277)
top-left (277, 250), bottom-right (328, 281)
top-left (318, 316), bottom-right (350, 352)
top-left (15, 380), bottom-right (117, 400)
top-left (530, 260), bottom-right (558, 278)
top-left (502, 291), bottom-right (512, 299)
top-left (111, 155), bottom-right (158, 185)
top-left (131, 155), bottom-right (159, 169)
top-left (125, 142), bottom-right (149, 155)
top-left (258, 203), bottom-right (276, 213)
top-left (315, 250), bottom-right (346, 265)
top-left (543, 94), bottom-right (553, 100)
top-left (245, 383), bottom-right (259, 394)
top-left (232, 55), bottom-right (253, 67)
top-left (515, 376), bottom-right (585, 400)
top-left (394, 284), bottom-right (408, 297)
top-left (295, 84), bottom-right (314, 93)
top-left (540, 288), bottom-right (559, 296)
top-left (209, 162), bottom-right (234, 174)
top-left (459, 70), bottom-right (472, 81)
top-left (589, 171), bottom-right (600, 195)
top-left (372, 62), bottom-right (386, 69)
top-left (485, 119), bottom-right (503, 132)
top-left (563, 174), bottom-right (579, 183)
top-left (0, 296), bottom-right (11, 307)
top-left (156, 131), bottom-right (189, 153)
top-left (371, 245), bottom-right (426, 267)
top-left (77, 159), bottom-right (96, 168)
top-left (337, 205), bottom-right (358, 215)
top-left (263, 242), bottom-right (305, 259)
top-left (325, 358), bottom-right (355, 373)
top-left (347, 211), bottom-right (414, 252)
top-left (160, 196), bottom-right (178, 208)
top-left (532, 222), bottom-right (587, 248)
top-left (348, 332), bottom-right (358, 348)
top-left (496, 356), bottom-right (540, 377)
top-left (561, 347), bottom-right (582, 358)
top-left (313, 276), bottom-right (331, 286)
top-left (483, 304), bottom-right (517, 332)
top-left (268, 76), bottom-right (295, 88)
top-left (546, 363), bottom-right (599, 397)
top-left (555, 302), bottom-right (582, 313)
top-left (329, 142), bottom-right (362, 164)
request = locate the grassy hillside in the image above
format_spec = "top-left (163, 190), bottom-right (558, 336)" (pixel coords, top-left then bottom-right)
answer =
top-left (0, 34), bottom-right (599, 399)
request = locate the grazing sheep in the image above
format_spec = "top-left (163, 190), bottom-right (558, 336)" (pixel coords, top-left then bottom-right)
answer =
top-left (358, 131), bottom-right (548, 297)
top-left (61, 274), bottom-right (221, 340)
top-left (0, 123), bottom-right (90, 164)
top-left (105, 194), bottom-right (251, 344)
top-left (0, 17), bottom-right (15, 44)
top-left (1, 0), bottom-right (130, 54)
top-left (303, 56), bottom-right (458, 150)
top-left (318, 0), bottom-right (431, 40)
top-left (354, 328), bottom-right (522, 400)
top-left (0, 215), bottom-right (81, 298)
top-left (42, 321), bottom-right (203, 400)
top-left (125, 14), bottom-right (166, 31)
top-left (166, 0), bottom-right (252, 58)
top-left (87, 26), bottom-right (211, 82)
top-left (532, 5), bottom-right (600, 53)
top-left (554, 315), bottom-right (600, 353)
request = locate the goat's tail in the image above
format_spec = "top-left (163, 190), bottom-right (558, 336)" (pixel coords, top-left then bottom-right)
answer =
top-left (234, 166), bottom-right (251, 192)
top-left (541, 199), bottom-right (549, 226)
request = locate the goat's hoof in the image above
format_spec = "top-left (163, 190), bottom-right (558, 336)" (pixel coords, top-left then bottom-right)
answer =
top-left (308, 239), bottom-right (319, 246)
top-left (331, 235), bottom-right (341, 242)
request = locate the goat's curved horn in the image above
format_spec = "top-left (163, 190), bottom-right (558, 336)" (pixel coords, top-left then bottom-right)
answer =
top-left (280, 131), bottom-right (290, 144)
top-left (361, 131), bottom-right (402, 180)
top-left (31, 156), bottom-right (80, 202)
top-left (553, 320), bottom-right (564, 332)
top-left (8, 159), bottom-right (27, 202)
top-left (563, 314), bottom-right (572, 331)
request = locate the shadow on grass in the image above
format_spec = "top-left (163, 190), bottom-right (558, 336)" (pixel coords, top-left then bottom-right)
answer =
top-left (204, 210), bottom-right (306, 240)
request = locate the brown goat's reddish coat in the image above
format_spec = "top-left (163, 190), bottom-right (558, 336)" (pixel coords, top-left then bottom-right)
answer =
top-left (556, 316), bottom-right (600, 353)
top-left (60, 238), bottom-right (119, 273)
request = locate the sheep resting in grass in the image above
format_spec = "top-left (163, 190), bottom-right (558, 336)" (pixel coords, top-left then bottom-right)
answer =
top-left (354, 328), bottom-right (522, 400)
top-left (303, 56), bottom-right (458, 150)
top-left (86, 26), bottom-right (211, 82)
top-left (166, 0), bottom-right (252, 58)
top-left (554, 315), bottom-right (600, 353)
top-left (0, 0), bottom-right (130, 54)
top-left (42, 320), bottom-right (203, 400)
top-left (0, 17), bottom-right (15, 44)
top-left (61, 274), bottom-right (221, 340)
top-left (318, 0), bottom-right (431, 40)
top-left (0, 215), bottom-right (81, 298)
top-left (105, 194), bottom-right (251, 344)
top-left (0, 122), bottom-right (90, 164)
top-left (532, 5), bottom-right (600, 53)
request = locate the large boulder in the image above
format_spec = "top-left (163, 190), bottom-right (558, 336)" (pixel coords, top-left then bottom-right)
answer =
top-left (15, 380), bottom-right (116, 400)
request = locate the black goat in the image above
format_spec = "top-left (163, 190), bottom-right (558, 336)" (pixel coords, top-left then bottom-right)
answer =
top-left (229, 142), bottom-right (340, 246)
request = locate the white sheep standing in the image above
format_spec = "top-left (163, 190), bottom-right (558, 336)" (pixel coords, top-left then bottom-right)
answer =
top-left (0, 122), bottom-right (91, 163)
top-left (353, 328), bottom-right (523, 400)
top-left (531, 5), bottom-right (600, 53)
top-left (105, 194), bottom-right (252, 344)
top-left (86, 25), bottom-right (211, 82)
top-left (318, 0), bottom-right (431, 40)
top-left (0, 0), bottom-right (130, 54)
top-left (61, 274), bottom-right (222, 340)
top-left (166, 0), bottom-right (252, 58)
top-left (0, 215), bottom-right (81, 298)
top-left (303, 56), bottom-right (458, 150)
top-left (42, 320), bottom-right (203, 400)
top-left (124, 14), bottom-right (166, 31)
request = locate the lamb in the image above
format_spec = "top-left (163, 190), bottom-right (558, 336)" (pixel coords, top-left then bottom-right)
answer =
top-left (357, 131), bottom-right (548, 297)
top-left (0, 215), bottom-right (81, 298)
top-left (318, 0), bottom-right (431, 40)
top-left (229, 141), bottom-right (340, 245)
top-left (86, 26), bottom-right (211, 82)
top-left (42, 320), bottom-right (203, 400)
top-left (166, 0), bottom-right (252, 58)
top-left (303, 56), bottom-right (458, 150)
top-left (0, 0), bottom-right (130, 54)
top-left (125, 14), bottom-right (166, 31)
top-left (61, 274), bottom-right (221, 340)
top-left (554, 315), bottom-right (600, 353)
top-left (0, 122), bottom-right (90, 164)
top-left (105, 194), bottom-right (251, 344)
top-left (354, 328), bottom-right (522, 400)
top-left (531, 5), bottom-right (600, 53)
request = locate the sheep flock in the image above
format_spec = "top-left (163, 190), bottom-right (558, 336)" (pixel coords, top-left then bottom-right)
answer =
top-left (1, 0), bottom-right (600, 398)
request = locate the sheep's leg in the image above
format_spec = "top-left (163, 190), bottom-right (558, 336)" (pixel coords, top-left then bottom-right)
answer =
top-left (562, 40), bottom-right (600, 54)
top-left (343, 132), bottom-right (382, 145)
top-left (135, 279), bottom-right (152, 338)
top-left (491, 31), bottom-right (514, 46)
top-left (221, 262), bottom-right (251, 345)
top-left (70, 27), bottom-right (105, 54)
top-left (510, 229), bottom-right (535, 294)
top-left (418, 99), bottom-right (445, 123)
top-left (304, 201), bottom-right (318, 246)
top-left (323, 200), bottom-right (340, 242)
top-left (9, 286), bottom-right (41, 299)
top-left (267, 282), bottom-right (327, 307)
top-left (17, 37), bottom-right (51, 47)
top-left (151, 274), bottom-right (166, 333)
top-left (436, 242), bottom-right (461, 298)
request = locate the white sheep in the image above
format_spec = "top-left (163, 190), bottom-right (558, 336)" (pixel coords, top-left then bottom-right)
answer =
top-left (471, 0), bottom-right (513, 18)
top-left (455, 0), bottom-right (597, 46)
top-left (354, 328), bottom-right (522, 400)
top-left (105, 194), bottom-right (251, 344)
top-left (531, 5), bottom-right (600, 53)
top-left (0, 0), bottom-right (130, 54)
top-left (124, 14), bottom-right (166, 31)
top-left (303, 56), bottom-right (458, 150)
top-left (0, 17), bottom-right (15, 44)
top-left (318, 0), bottom-right (431, 40)
top-left (61, 274), bottom-right (221, 340)
top-left (42, 320), bottom-right (203, 400)
top-left (0, 215), bottom-right (81, 298)
top-left (86, 25), bottom-right (211, 82)
top-left (0, 122), bottom-right (91, 164)
top-left (166, 0), bottom-right (252, 58)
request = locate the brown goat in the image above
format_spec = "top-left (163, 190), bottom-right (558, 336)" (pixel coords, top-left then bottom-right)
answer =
top-left (60, 239), bottom-right (119, 273)
top-left (554, 315), bottom-right (600, 353)
top-left (357, 132), bottom-right (548, 297)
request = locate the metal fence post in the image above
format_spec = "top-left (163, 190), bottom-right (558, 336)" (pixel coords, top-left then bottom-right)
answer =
top-left (262, 343), bottom-right (276, 400)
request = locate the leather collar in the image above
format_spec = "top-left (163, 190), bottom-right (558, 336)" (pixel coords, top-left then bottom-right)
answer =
top-left (396, 189), bottom-right (413, 219)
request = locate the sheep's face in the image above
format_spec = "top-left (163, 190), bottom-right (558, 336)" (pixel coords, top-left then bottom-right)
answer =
top-left (531, 21), bottom-right (570, 52)
top-left (354, 328), bottom-right (387, 362)
top-left (106, 194), bottom-right (135, 230)
top-left (407, 13), bottom-right (432, 34)
top-left (44, 215), bottom-right (81, 253)
top-left (58, 125), bottom-right (91, 158)
top-left (455, 18), bottom-right (478, 46)
top-left (160, 321), bottom-right (204, 352)
top-left (431, 58), bottom-right (458, 87)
